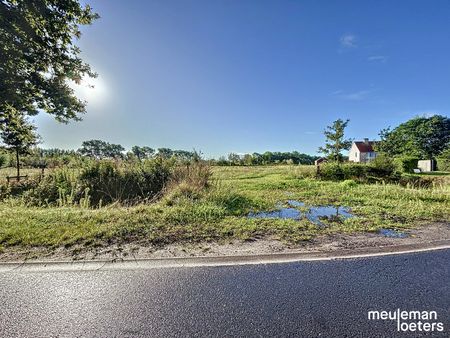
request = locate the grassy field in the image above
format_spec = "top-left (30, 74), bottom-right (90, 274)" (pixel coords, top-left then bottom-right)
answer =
top-left (0, 167), bottom-right (44, 182)
top-left (0, 165), bottom-right (449, 252)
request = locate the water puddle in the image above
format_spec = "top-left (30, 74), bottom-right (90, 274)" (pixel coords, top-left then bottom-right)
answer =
top-left (248, 208), bottom-right (301, 220)
top-left (287, 200), bottom-right (305, 207)
top-left (248, 200), bottom-right (354, 226)
top-left (379, 229), bottom-right (408, 238)
top-left (305, 206), bottom-right (353, 225)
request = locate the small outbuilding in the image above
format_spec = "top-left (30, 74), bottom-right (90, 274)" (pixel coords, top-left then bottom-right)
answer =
top-left (417, 160), bottom-right (435, 172)
top-left (314, 157), bottom-right (327, 166)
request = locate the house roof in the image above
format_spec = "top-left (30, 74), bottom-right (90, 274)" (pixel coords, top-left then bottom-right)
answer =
top-left (354, 141), bottom-right (376, 153)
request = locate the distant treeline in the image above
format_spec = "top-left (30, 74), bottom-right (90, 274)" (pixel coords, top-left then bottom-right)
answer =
top-left (213, 151), bottom-right (319, 166)
top-left (0, 139), bottom-right (318, 168)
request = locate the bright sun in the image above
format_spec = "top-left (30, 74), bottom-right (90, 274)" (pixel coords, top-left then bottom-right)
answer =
top-left (70, 75), bottom-right (108, 107)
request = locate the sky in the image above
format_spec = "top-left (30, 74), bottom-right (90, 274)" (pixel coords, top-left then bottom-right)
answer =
top-left (35, 0), bottom-right (450, 158)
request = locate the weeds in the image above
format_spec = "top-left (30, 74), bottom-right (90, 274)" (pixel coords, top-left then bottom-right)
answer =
top-left (0, 165), bottom-right (448, 252)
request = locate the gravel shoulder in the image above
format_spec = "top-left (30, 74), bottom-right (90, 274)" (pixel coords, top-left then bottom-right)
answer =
top-left (1, 222), bottom-right (448, 263)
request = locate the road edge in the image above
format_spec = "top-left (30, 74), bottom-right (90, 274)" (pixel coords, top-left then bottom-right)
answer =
top-left (0, 239), bottom-right (449, 272)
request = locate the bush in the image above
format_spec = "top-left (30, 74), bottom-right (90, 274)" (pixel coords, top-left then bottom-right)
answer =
top-left (341, 163), bottom-right (366, 179)
top-left (0, 157), bottom-right (215, 207)
top-left (435, 147), bottom-right (450, 171)
top-left (393, 156), bottom-right (419, 173)
top-left (0, 153), bottom-right (8, 168)
top-left (22, 168), bottom-right (80, 206)
top-left (340, 179), bottom-right (358, 188)
top-left (318, 163), bottom-right (368, 181)
top-left (317, 163), bottom-right (345, 180)
top-left (436, 158), bottom-right (450, 172)
top-left (366, 154), bottom-right (400, 180)
top-left (318, 156), bottom-right (400, 182)
top-left (79, 159), bottom-right (173, 206)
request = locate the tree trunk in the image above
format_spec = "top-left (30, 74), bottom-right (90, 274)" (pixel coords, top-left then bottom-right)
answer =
top-left (15, 148), bottom-right (20, 179)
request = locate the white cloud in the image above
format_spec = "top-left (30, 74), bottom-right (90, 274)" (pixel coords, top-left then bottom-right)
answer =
top-left (368, 55), bottom-right (388, 63)
top-left (332, 90), bottom-right (371, 101)
top-left (340, 34), bottom-right (357, 48)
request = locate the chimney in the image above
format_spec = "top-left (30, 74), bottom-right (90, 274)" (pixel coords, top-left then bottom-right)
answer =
top-left (364, 138), bottom-right (369, 145)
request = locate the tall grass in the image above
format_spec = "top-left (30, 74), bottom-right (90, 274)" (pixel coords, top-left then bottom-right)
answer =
top-left (0, 158), bottom-right (213, 208)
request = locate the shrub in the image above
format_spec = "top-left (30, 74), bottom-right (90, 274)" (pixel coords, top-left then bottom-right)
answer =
top-left (366, 154), bottom-right (400, 180)
top-left (0, 153), bottom-right (8, 168)
top-left (79, 159), bottom-right (173, 206)
top-left (318, 156), bottom-right (400, 182)
top-left (436, 158), bottom-right (450, 172)
top-left (1, 157), bottom-right (214, 207)
top-left (340, 179), bottom-right (358, 188)
top-left (6, 178), bottom-right (40, 198)
top-left (317, 162), bottom-right (344, 180)
top-left (436, 148), bottom-right (450, 172)
top-left (0, 184), bottom-right (11, 200)
top-left (341, 163), bottom-right (366, 179)
top-left (393, 156), bottom-right (419, 173)
top-left (22, 168), bottom-right (80, 206)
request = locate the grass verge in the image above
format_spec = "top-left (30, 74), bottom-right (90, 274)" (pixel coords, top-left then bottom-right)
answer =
top-left (0, 165), bottom-right (449, 252)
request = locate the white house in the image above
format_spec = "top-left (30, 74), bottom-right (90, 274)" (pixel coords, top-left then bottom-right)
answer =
top-left (349, 138), bottom-right (378, 163)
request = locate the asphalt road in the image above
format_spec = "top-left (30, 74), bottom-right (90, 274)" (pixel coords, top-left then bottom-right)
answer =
top-left (1, 250), bottom-right (449, 337)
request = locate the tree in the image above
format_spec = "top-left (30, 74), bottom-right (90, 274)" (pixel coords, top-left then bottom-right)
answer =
top-left (173, 150), bottom-right (195, 162)
top-left (318, 119), bottom-right (352, 162)
top-left (377, 115), bottom-right (450, 159)
top-left (131, 146), bottom-right (155, 161)
top-left (227, 153), bottom-right (241, 165)
top-left (243, 154), bottom-right (253, 166)
top-left (0, 107), bottom-right (38, 177)
top-left (104, 143), bottom-right (125, 159)
top-left (157, 148), bottom-right (174, 159)
top-left (78, 140), bottom-right (124, 159)
top-left (0, 0), bottom-right (99, 126)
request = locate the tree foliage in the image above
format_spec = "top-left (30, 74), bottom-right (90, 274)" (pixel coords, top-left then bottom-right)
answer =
top-left (377, 115), bottom-right (450, 159)
top-left (131, 146), bottom-right (155, 161)
top-left (78, 140), bottom-right (124, 159)
top-left (318, 119), bottom-right (352, 162)
top-left (0, 0), bottom-right (99, 123)
top-left (219, 151), bottom-right (318, 165)
top-left (0, 106), bottom-right (38, 175)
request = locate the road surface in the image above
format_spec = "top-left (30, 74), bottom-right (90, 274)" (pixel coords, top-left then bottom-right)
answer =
top-left (1, 249), bottom-right (449, 337)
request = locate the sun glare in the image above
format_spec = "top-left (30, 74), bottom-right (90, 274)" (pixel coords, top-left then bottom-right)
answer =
top-left (70, 75), bottom-right (108, 107)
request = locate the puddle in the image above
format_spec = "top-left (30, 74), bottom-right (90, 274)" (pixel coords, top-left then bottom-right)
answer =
top-left (306, 206), bottom-right (353, 225)
top-left (248, 200), bottom-right (354, 226)
top-left (379, 229), bottom-right (408, 238)
top-left (248, 208), bottom-right (301, 220)
top-left (287, 200), bottom-right (305, 207)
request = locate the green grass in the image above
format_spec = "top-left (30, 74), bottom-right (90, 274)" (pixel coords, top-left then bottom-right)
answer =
top-left (0, 165), bottom-right (449, 251)
top-left (0, 167), bottom-right (43, 180)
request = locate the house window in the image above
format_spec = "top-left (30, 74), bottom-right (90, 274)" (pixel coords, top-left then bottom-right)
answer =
top-left (355, 152), bottom-right (357, 157)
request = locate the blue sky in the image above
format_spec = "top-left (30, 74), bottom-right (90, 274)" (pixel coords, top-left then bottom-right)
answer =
top-left (36, 0), bottom-right (450, 157)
